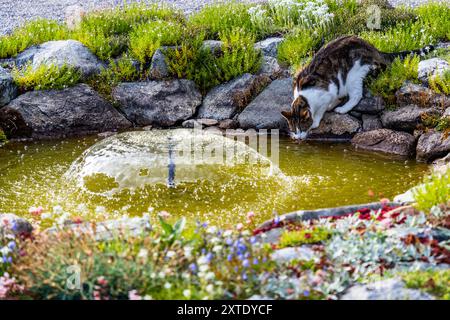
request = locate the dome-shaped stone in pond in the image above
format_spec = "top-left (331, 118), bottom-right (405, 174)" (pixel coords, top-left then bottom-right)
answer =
top-left (65, 129), bottom-right (291, 220)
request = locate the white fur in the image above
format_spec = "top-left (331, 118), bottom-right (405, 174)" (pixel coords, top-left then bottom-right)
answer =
top-left (294, 60), bottom-right (372, 138)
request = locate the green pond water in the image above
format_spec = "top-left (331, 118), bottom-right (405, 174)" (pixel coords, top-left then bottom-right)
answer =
top-left (0, 129), bottom-right (429, 227)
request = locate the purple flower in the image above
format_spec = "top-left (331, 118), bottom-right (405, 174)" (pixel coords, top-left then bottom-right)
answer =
top-left (189, 263), bottom-right (197, 273)
top-left (225, 238), bottom-right (233, 246)
top-left (303, 290), bottom-right (310, 297)
top-left (249, 236), bottom-right (257, 244)
top-left (242, 259), bottom-right (250, 268)
top-left (7, 241), bottom-right (16, 251)
top-left (253, 258), bottom-right (259, 265)
top-left (227, 254), bottom-right (233, 262)
top-left (206, 252), bottom-right (213, 262)
top-left (242, 272), bottom-right (248, 281)
top-left (274, 216), bottom-right (280, 225)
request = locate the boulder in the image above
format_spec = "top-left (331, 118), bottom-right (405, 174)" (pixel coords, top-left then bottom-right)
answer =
top-left (113, 79), bottom-right (202, 127)
top-left (351, 129), bottom-right (416, 157)
top-left (362, 114), bottom-right (382, 131)
top-left (432, 153), bottom-right (450, 175)
top-left (0, 213), bottom-right (33, 237)
top-left (396, 82), bottom-right (449, 109)
top-left (182, 118), bottom-right (218, 128)
top-left (15, 40), bottom-right (105, 78)
top-left (0, 84), bottom-right (131, 139)
top-left (254, 37), bottom-right (284, 58)
top-left (257, 56), bottom-right (287, 80)
top-left (418, 58), bottom-right (450, 85)
top-left (341, 278), bottom-right (434, 300)
top-left (198, 73), bottom-right (270, 121)
top-left (271, 247), bottom-right (319, 264)
top-left (148, 48), bottom-right (170, 80)
top-left (202, 40), bottom-right (223, 56)
top-left (310, 112), bottom-right (361, 138)
top-left (381, 104), bottom-right (442, 132)
top-left (416, 130), bottom-right (450, 162)
top-left (219, 119), bottom-right (239, 129)
top-left (238, 78), bottom-right (292, 130)
top-left (353, 96), bottom-right (385, 114)
top-left (0, 66), bottom-right (17, 107)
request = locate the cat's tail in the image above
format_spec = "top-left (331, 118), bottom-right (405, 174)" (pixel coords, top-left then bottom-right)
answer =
top-left (382, 44), bottom-right (436, 62)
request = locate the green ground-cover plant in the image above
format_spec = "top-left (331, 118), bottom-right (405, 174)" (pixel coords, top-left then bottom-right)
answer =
top-left (414, 171), bottom-right (450, 213)
top-left (0, 19), bottom-right (69, 59)
top-left (72, 3), bottom-right (184, 60)
top-left (279, 227), bottom-right (332, 248)
top-left (12, 63), bottom-right (82, 91)
top-left (368, 55), bottom-right (420, 106)
top-left (416, 2), bottom-right (450, 42)
top-left (188, 2), bottom-right (256, 40)
top-left (166, 28), bottom-right (262, 93)
top-left (429, 70), bottom-right (450, 95)
top-left (88, 55), bottom-right (141, 100)
top-left (402, 270), bottom-right (450, 300)
top-left (129, 20), bottom-right (184, 64)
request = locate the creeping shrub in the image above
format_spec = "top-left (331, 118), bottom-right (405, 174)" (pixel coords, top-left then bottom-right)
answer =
top-left (0, 19), bottom-right (69, 59)
top-left (429, 70), bottom-right (450, 95)
top-left (88, 55), bottom-right (141, 99)
top-left (403, 270), bottom-right (450, 300)
top-left (129, 20), bottom-right (184, 64)
top-left (12, 63), bottom-right (82, 91)
top-left (279, 227), bottom-right (332, 248)
top-left (414, 171), bottom-right (450, 213)
top-left (188, 2), bottom-right (256, 40)
top-left (368, 55), bottom-right (420, 105)
top-left (0, 129), bottom-right (7, 144)
top-left (416, 2), bottom-right (450, 41)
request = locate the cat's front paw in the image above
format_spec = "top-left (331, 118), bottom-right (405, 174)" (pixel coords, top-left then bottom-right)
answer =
top-left (334, 107), bottom-right (348, 114)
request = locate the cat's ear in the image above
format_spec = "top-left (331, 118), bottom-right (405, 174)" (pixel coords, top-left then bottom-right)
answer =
top-left (299, 76), bottom-right (316, 88)
top-left (281, 110), bottom-right (292, 119)
top-left (301, 108), bottom-right (311, 119)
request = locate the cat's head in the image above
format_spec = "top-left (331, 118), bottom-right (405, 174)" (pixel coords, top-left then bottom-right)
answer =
top-left (281, 95), bottom-right (313, 140)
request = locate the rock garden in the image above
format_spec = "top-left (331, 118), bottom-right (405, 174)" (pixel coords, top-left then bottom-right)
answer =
top-left (0, 0), bottom-right (449, 300)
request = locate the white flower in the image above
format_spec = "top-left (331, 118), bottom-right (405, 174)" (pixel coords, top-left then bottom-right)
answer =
top-left (166, 250), bottom-right (176, 258)
top-left (206, 284), bottom-right (214, 294)
top-left (212, 245), bottom-right (222, 253)
top-left (183, 289), bottom-right (191, 298)
top-left (138, 249), bottom-right (148, 259)
top-left (164, 282), bottom-right (172, 289)
top-left (197, 255), bottom-right (209, 265)
top-left (199, 264), bottom-right (209, 273)
top-left (206, 226), bottom-right (217, 234)
top-left (183, 246), bottom-right (193, 258)
top-left (223, 230), bottom-right (233, 237)
top-left (53, 205), bottom-right (64, 215)
top-left (95, 206), bottom-right (106, 214)
top-left (205, 272), bottom-right (215, 280)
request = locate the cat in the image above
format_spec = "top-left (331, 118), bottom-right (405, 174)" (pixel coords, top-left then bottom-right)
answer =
top-left (281, 35), bottom-right (434, 140)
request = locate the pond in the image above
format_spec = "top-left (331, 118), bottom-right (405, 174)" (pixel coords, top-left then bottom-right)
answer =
top-left (0, 129), bottom-right (429, 227)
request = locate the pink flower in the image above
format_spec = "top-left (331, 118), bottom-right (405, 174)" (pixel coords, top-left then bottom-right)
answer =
top-left (236, 223), bottom-right (244, 231)
top-left (158, 211), bottom-right (171, 219)
top-left (97, 276), bottom-right (108, 287)
top-left (380, 198), bottom-right (390, 205)
top-left (29, 206), bottom-right (44, 216)
top-left (128, 290), bottom-right (142, 300)
top-left (246, 211), bottom-right (255, 219)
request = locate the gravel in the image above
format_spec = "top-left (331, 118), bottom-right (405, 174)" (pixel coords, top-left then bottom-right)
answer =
top-left (0, 0), bottom-right (448, 36)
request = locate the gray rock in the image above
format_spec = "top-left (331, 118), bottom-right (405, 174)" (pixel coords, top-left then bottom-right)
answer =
top-left (381, 104), bottom-right (442, 132)
top-left (341, 278), bottom-right (434, 300)
top-left (444, 108), bottom-right (450, 117)
top-left (113, 80), bottom-right (202, 127)
top-left (182, 118), bottom-right (218, 128)
top-left (218, 119), bottom-right (239, 129)
top-left (353, 96), bottom-right (385, 114)
top-left (198, 73), bottom-right (270, 121)
top-left (238, 78), bottom-right (292, 130)
top-left (0, 84), bottom-right (131, 139)
top-left (47, 216), bottom-right (152, 241)
top-left (0, 66), bottom-right (17, 107)
top-left (362, 114), bottom-right (383, 131)
top-left (15, 40), bottom-right (105, 78)
top-left (416, 130), bottom-right (450, 162)
top-left (271, 246), bottom-right (318, 264)
top-left (310, 112), bottom-right (361, 138)
top-left (396, 82), bottom-right (450, 109)
top-left (254, 37), bottom-right (284, 58)
top-left (0, 213), bottom-right (33, 237)
top-left (351, 129), bottom-right (416, 157)
top-left (202, 40), bottom-right (223, 56)
top-left (432, 153), bottom-right (450, 174)
top-left (349, 111), bottom-right (362, 119)
top-left (257, 56), bottom-right (286, 80)
top-left (149, 48), bottom-right (169, 80)
top-left (418, 58), bottom-right (450, 85)
top-left (182, 119), bottom-right (200, 128)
